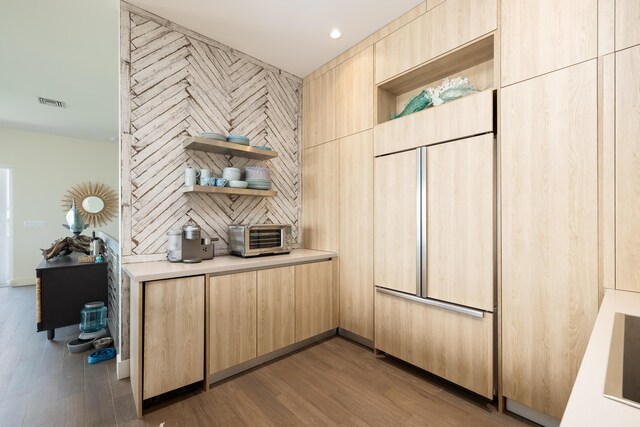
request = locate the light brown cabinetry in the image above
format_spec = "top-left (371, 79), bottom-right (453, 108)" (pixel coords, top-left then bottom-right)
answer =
top-left (143, 276), bottom-right (205, 399)
top-left (375, 0), bottom-right (497, 84)
top-left (374, 89), bottom-right (494, 156)
top-left (375, 291), bottom-right (493, 398)
top-left (302, 141), bottom-right (338, 252)
top-left (209, 272), bottom-right (257, 374)
top-left (599, 54), bottom-right (616, 294)
top-left (373, 150), bottom-right (418, 295)
top-left (295, 261), bottom-right (336, 341)
top-left (335, 47), bottom-right (374, 139)
top-left (501, 61), bottom-right (598, 419)
top-left (616, 45), bottom-right (640, 293)
top-left (303, 69), bottom-right (335, 148)
top-left (426, 134), bottom-right (494, 312)
top-left (257, 267), bottom-right (296, 356)
top-left (616, 0), bottom-right (640, 51)
top-left (339, 131), bottom-right (374, 340)
top-left (500, 0), bottom-right (597, 86)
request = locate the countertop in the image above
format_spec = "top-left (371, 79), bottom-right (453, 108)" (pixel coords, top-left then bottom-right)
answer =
top-left (122, 249), bottom-right (337, 282)
top-left (562, 289), bottom-right (640, 426)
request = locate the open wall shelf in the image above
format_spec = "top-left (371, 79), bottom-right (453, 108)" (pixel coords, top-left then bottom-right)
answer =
top-left (181, 186), bottom-right (277, 197)
top-left (183, 137), bottom-right (278, 161)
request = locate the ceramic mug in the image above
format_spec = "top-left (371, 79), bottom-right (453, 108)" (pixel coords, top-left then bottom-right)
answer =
top-left (206, 177), bottom-right (217, 186)
top-left (215, 178), bottom-right (228, 187)
top-left (184, 167), bottom-right (200, 186)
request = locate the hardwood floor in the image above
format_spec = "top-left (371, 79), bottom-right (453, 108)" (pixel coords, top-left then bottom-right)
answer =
top-left (0, 286), bottom-right (531, 426)
top-left (0, 285), bottom-right (139, 427)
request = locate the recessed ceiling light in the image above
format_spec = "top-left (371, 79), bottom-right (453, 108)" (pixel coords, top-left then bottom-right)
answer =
top-left (330, 29), bottom-right (342, 39)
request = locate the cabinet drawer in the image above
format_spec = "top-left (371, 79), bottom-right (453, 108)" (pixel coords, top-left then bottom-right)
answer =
top-left (374, 89), bottom-right (494, 157)
top-left (375, 290), bottom-right (493, 398)
top-left (375, 0), bottom-right (497, 84)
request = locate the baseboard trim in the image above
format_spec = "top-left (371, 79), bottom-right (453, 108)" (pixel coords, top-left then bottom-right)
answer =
top-left (10, 277), bottom-right (36, 287)
top-left (209, 329), bottom-right (337, 384)
top-left (506, 399), bottom-right (560, 427)
top-left (338, 328), bottom-right (374, 349)
top-left (117, 354), bottom-right (130, 380)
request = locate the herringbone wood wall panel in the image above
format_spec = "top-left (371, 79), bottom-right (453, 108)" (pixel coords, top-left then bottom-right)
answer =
top-left (120, 4), bottom-right (302, 264)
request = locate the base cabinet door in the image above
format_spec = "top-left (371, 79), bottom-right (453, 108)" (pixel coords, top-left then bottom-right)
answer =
top-left (210, 272), bottom-right (257, 374)
top-left (375, 291), bottom-right (493, 398)
top-left (257, 267), bottom-right (296, 356)
top-left (143, 276), bottom-right (205, 399)
top-left (295, 261), bottom-right (335, 342)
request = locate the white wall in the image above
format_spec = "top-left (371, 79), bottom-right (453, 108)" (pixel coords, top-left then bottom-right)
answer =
top-left (0, 127), bottom-right (119, 285)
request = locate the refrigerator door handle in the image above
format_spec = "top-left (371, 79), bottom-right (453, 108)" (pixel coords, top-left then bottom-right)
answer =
top-left (416, 148), bottom-right (422, 296)
top-left (420, 147), bottom-right (427, 298)
top-left (376, 287), bottom-right (485, 319)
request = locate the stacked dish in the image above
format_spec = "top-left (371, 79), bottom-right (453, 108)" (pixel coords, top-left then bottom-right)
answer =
top-left (245, 166), bottom-right (270, 180)
top-left (227, 135), bottom-right (250, 146)
top-left (246, 178), bottom-right (271, 190)
top-left (253, 145), bottom-right (272, 151)
top-left (201, 132), bottom-right (226, 141)
top-left (222, 167), bottom-right (241, 181)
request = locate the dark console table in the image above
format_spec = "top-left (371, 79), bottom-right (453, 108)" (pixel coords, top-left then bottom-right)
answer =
top-left (36, 253), bottom-right (108, 340)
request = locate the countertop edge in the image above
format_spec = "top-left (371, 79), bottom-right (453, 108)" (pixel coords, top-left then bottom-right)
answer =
top-left (122, 249), bottom-right (337, 282)
top-left (562, 289), bottom-right (640, 426)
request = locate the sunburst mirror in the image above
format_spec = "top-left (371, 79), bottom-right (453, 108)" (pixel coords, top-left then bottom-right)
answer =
top-left (61, 182), bottom-right (118, 227)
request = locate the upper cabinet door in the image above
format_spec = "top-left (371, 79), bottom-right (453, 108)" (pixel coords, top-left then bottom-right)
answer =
top-left (375, 0), bottom-right (497, 84)
top-left (335, 47), bottom-right (374, 139)
top-left (616, 45), bottom-right (640, 292)
top-left (426, 134), bottom-right (494, 312)
top-left (303, 69), bottom-right (335, 148)
top-left (302, 141), bottom-right (339, 252)
top-left (501, 0), bottom-right (597, 86)
top-left (616, 0), bottom-right (640, 51)
top-left (501, 61), bottom-right (598, 419)
top-left (374, 150), bottom-right (418, 295)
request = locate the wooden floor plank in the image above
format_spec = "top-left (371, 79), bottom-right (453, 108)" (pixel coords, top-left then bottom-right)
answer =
top-left (0, 286), bottom-right (532, 427)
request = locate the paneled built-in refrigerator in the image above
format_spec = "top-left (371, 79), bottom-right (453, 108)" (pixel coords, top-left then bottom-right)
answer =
top-left (374, 132), bottom-right (495, 397)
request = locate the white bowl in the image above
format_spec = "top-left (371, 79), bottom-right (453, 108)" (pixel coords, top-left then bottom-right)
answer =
top-left (223, 167), bottom-right (241, 173)
top-left (228, 180), bottom-right (248, 189)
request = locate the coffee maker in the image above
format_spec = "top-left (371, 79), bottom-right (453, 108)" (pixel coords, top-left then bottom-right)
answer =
top-left (166, 221), bottom-right (216, 263)
top-left (182, 223), bottom-right (203, 263)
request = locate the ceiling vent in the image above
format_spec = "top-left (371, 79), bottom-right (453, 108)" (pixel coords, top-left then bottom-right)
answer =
top-left (38, 97), bottom-right (66, 108)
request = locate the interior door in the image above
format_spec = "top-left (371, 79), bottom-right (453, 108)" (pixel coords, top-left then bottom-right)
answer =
top-left (426, 135), bottom-right (494, 311)
top-left (374, 149), bottom-right (418, 295)
top-left (0, 167), bottom-right (11, 285)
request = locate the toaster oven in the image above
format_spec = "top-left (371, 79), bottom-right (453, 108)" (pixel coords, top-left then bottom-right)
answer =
top-left (229, 224), bottom-right (293, 257)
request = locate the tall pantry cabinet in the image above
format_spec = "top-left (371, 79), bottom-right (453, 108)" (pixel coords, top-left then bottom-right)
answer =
top-left (302, 46), bottom-right (375, 341)
top-left (500, 0), bottom-right (599, 420)
top-left (616, 45), bottom-right (640, 293)
top-left (501, 61), bottom-right (598, 419)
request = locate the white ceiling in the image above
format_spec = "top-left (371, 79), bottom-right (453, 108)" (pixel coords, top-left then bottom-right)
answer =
top-left (0, 0), bottom-right (119, 143)
top-left (126, 0), bottom-right (424, 78)
top-left (0, 0), bottom-right (421, 143)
